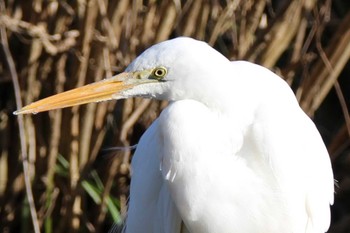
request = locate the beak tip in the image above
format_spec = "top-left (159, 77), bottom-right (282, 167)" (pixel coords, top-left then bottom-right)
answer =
top-left (13, 107), bottom-right (35, 115)
top-left (13, 110), bottom-right (21, 115)
top-left (12, 109), bottom-right (26, 116)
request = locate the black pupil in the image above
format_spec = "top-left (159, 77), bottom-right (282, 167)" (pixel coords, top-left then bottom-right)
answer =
top-left (156, 69), bottom-right (163, 76)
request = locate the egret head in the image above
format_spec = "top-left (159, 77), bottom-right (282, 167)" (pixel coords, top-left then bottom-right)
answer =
top-left (121, 37), bottom-right (230, 101)
top-left (14, 37), bottom-right (230, 115)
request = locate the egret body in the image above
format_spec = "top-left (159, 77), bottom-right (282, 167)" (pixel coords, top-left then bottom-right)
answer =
top-left (15, 37), bottom-right (334, 233)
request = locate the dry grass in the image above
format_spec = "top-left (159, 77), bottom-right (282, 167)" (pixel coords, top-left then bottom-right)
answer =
top-left (0, 0), bottom-right (349, 232)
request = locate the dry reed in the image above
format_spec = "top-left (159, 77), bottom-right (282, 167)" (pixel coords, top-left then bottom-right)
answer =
top-left (0, 0), bottom-right (349, 232)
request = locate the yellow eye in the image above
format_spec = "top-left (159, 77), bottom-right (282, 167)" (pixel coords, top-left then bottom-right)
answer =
top-left (152, 66), bottom-right (167, 79)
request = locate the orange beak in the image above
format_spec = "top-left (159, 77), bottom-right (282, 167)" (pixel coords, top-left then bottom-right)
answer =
top-left (14, 72), bottom-right (134, 115)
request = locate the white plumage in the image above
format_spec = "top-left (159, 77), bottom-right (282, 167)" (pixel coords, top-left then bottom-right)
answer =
top-left (123, 38), bottom-right (334, 233)
top-left (15, 37), bottom-right (334, 233)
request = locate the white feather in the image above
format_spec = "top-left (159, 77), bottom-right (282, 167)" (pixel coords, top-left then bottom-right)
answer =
top-left (124, 37), bottom-right (333, 233)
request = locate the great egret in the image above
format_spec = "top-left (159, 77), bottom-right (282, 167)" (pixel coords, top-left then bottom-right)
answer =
top-left (15, 37), bottom-right (334, 233)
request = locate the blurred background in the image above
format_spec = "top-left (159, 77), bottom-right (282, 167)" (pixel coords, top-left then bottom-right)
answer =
top-left (0, 0), bottom-right (349, 232)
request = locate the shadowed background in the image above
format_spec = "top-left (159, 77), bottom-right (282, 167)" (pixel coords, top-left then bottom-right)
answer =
top-left (0, 0), bottom-right (349, 232)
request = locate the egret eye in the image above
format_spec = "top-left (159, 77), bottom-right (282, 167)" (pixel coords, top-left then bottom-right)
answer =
top-left (152, 66), bottom-right (167, 79)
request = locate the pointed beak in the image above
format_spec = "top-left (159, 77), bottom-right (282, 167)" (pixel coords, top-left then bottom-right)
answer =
top-left (14, 72), bottom-right (136, 115)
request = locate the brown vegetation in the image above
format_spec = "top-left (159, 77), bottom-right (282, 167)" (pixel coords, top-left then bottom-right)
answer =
top-left (0, 0), bottom-right (349, 232)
